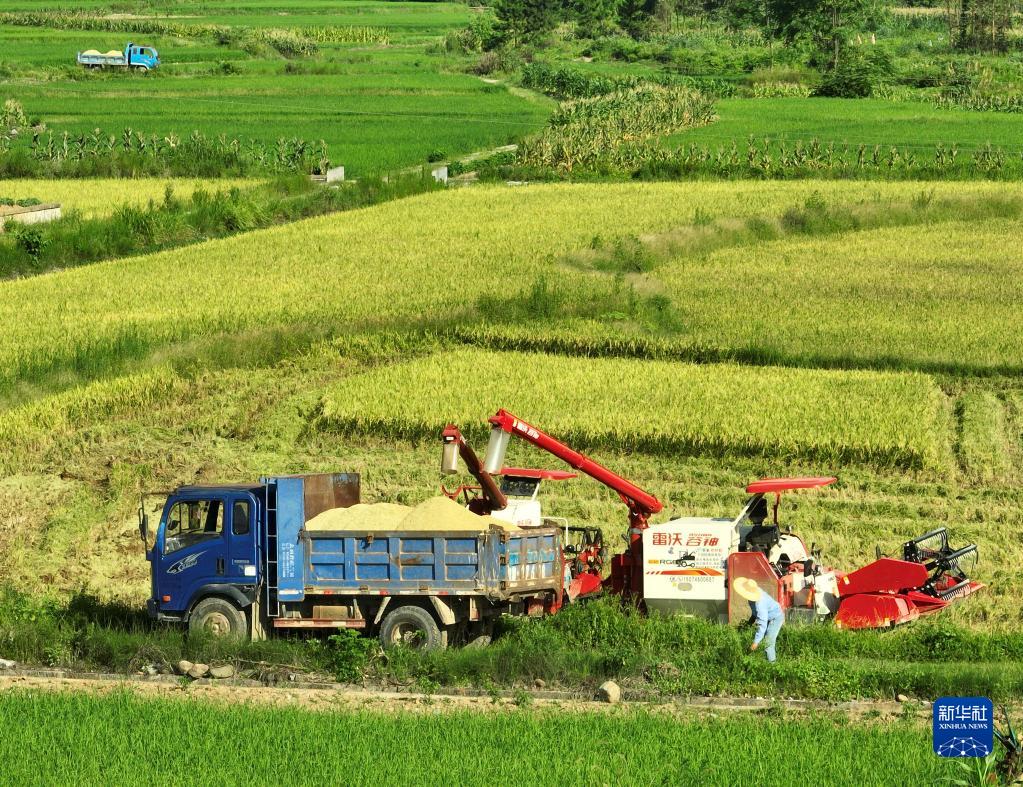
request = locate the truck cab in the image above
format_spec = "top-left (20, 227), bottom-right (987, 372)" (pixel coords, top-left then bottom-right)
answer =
top-left (126, 43), bottom-right (160, 70)
top-left (144, 484), bottom-right (261, 635)
top-left (143, 472), bottom-right (562, 647)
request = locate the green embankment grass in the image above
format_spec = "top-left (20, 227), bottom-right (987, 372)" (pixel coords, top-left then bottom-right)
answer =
top-left (316, 348), bottom-right (951, 471)
top-left (0, 690), bottom-right (955, 786)
top-left (3, 589), bottom-right (1021, 701)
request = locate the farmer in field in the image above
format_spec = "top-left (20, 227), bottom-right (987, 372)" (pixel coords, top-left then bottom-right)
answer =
top-left (734, 578), bottom-right (784, 663)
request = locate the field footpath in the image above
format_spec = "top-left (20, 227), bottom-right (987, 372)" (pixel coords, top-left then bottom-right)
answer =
top-left (0, 668), bottom-right (959, 722)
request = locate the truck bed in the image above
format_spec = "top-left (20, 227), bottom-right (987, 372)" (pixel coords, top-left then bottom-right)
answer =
top-left (270, 477), bottom-right (562, 602)
top-left (77, 53), bottom-right (126, 66)
top-left (298, 528), bottom-right (562, 597)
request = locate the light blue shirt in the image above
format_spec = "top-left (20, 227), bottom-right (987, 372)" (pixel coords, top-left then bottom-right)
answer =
top-left (752, 594), bottom-right (783, 645)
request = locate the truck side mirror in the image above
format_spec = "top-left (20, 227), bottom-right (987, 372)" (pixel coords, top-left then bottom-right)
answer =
top-left (139, 510), bottom-right (149, 545)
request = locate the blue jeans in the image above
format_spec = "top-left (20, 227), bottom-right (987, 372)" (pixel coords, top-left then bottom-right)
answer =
top-left (763, 616), bottom-right (784, 662)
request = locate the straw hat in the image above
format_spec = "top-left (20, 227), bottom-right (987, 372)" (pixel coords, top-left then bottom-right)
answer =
top-left (733, 577), bottom-right (763, 602)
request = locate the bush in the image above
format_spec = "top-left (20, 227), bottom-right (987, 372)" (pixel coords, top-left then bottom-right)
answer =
top-left (448, 15), bottom-right (498, 54)
top-left (1, 99), bottom-right (27, 130)
top-left (325, 630), bottom-right (377, 682)
top-left (814, 55), bottom-right (875, 98)
top-left (472, 49), bottom-right (517, 76)
top-left (8, 223), bottom-right (47, 260)
top-left (813, 48), bottom-right (895, 99)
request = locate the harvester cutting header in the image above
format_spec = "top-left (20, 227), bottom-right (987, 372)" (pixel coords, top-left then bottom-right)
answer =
top-left (443, 408), bottom-right (983, 630)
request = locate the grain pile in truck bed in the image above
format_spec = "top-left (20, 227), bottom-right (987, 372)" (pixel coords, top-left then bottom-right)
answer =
top-left (304, 496), bottom-right (520, 532)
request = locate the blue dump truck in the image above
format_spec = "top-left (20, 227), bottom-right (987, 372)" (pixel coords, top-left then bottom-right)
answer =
top-left (77, 42), bottom-right (160, 71)
top-left (141, 473), bottom-right (563, 649)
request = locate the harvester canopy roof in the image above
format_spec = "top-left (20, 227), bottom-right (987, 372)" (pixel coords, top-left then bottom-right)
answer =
top-left (745, 477), bottom-right (837, 494)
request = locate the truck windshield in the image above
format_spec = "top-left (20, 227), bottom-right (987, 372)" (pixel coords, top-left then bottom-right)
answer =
top-left (163, 499), bottom-right (223, 555)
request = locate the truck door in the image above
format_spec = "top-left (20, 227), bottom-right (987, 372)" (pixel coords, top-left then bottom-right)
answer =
top-left (225, 495), bottom-right (259, 583)
top-left (156, 496), bottom-right (227, 613)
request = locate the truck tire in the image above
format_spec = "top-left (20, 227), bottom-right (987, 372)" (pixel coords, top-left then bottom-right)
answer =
top-left (379, 605), bottom-right (447, 651)
top-left (189, 597), bottom-right (248, 641)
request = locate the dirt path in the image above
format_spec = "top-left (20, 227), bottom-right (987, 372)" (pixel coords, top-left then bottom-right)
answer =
top-left (0, 669), bottom-right (942, 722)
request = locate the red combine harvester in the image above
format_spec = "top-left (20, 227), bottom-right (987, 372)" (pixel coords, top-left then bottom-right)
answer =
top-left (442, 409), bottom-right (983, 630)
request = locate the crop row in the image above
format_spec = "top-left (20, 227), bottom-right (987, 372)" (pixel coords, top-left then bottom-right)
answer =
top-left (0, 127), bottom-right (330, 177)
top-left (508, 134), bottom-right (1023, 179)
top-left (0, 181), bottom-right (1017, 398)
top-left (315, 348), bottom-right (950, 470)
top-left (0, 12), bottom-right (389, 48)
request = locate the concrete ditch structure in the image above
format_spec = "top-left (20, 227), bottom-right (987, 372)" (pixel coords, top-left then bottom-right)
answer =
top-left (0, 203), bottom-right (62, 232)
top-left (310, 165), bottom-right (345, 184)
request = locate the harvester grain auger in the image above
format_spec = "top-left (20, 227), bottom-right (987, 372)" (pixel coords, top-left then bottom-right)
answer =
top-left (442, 409), bottom-right (983, 630)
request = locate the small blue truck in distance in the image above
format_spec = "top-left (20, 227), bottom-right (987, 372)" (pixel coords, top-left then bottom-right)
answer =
top-left (77, 43), bottom-right (160, 71)
top-left (141, 473), bottom-right (564, 649)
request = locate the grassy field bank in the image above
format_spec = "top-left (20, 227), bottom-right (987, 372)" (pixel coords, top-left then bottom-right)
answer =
top-left (0, 689), bottom-right (957, 785)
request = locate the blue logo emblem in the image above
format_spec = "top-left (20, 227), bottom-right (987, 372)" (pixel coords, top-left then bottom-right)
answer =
top-left (933, 697), bottom-right (993, 757)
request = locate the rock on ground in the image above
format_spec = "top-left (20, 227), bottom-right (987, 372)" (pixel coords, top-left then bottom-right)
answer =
top-left (209, 665), bottom-right (235, 679)
top-left (598, 680), bottom-right (621, 704)
top-left (0, 659), bottom-right (16, 670)
top-left (176, 660), bottom-right (193, 675)
top-left (187, 663), bottom-right (210, 679)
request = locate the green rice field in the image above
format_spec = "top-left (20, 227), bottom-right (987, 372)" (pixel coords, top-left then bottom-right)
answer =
top-left (0, 691), bottom-right (956, 786)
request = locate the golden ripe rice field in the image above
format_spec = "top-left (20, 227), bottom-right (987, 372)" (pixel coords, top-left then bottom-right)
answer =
top-left (0, 180), bottom-right (1022, 396)
top-left (1, 178), bottom-right (258, 219)
top-left (317, 348), bottom-right (951, 470)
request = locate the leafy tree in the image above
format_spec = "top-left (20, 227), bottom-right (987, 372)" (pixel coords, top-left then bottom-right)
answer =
top-left (617, 0), bottom-right (658, 36)
top-left (946, 0), bottom-right (1018, 51)
top-left (495, 0), bottom-right (560, 43)
top-left (765, 0), bottom-right (880, 67)
top-left (574, 0), bottom-right (623, 36)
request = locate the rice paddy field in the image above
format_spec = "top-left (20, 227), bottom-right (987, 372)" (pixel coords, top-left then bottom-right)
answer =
top-left (0, 1), bottom-right (549, 176)
top-left (0, 691), bottom-right (957, 786)
top-left (0, 180), bottom-right (1021, 630)
top-left (677, 96), bottom-right (1023, 151)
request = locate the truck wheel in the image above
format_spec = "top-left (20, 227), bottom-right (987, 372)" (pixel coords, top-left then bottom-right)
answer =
top-left (189, 597), bottom-right (248, 640)
top-left (379, 605), bottom-right (447, 651)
